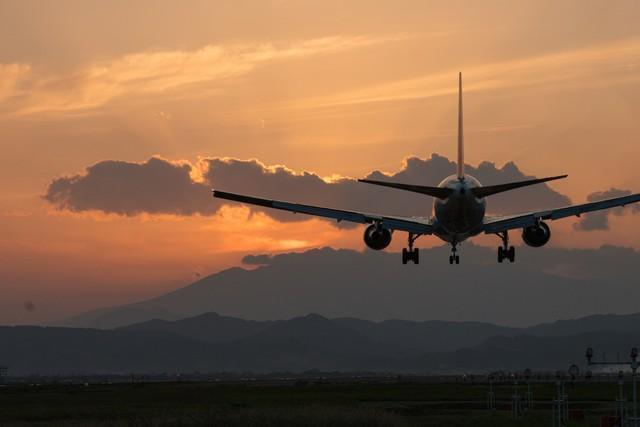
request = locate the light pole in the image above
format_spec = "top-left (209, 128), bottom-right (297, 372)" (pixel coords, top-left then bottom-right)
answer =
top-left (524, 368), bottom-right (533, 410)
top-left (566, 364), bottom-right (579, 423)
top-left (511, 373), bottom-right (522, 419)
top-left (553, 371), bottom-right (566, 427)
top-left (632, 347), bottom-right (638, 427)
top-left (487, 373), bottom-right (496, 411)
top-left (615, 370), bottom-right (626, 426)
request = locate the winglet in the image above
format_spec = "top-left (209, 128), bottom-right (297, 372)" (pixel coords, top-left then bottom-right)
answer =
top-left (457, 72), bottom-right (464, 180)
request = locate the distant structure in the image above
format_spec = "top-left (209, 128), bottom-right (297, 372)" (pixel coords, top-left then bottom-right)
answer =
top-left (586, 347), bottom-right (639, 427)
top-left (0, 366), bottom-right (7, 383)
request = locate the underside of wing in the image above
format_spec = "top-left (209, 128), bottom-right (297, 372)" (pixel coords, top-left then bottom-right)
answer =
top-left (483, 193), bottom-right (640, 233)
top-left (213, 190), bottom-right (434, 235)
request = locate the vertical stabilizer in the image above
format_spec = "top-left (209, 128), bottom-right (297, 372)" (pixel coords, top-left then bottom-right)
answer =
top-left (457, 72), bottom-right (464, 179)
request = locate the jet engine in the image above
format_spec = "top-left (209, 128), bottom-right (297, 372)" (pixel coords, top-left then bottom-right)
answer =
top-left (363, 224), bottom-right (392, 250)
top-left (521, 221), bottom-right (551, 247)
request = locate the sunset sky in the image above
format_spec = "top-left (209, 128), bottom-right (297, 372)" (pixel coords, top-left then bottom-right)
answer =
top-left (1, 0), bottom-right (639, 324)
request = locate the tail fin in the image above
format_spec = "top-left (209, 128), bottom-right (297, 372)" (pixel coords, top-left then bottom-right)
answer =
top-left (457, 72), bottom-right (464, 180)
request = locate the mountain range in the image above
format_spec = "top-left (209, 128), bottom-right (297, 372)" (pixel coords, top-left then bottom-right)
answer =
top-left (2, 311), bottom-right (640, 375)
top-left (58, 244), bottom-right (640, 329)
top-left (12, 244), bottom-right (638, 375)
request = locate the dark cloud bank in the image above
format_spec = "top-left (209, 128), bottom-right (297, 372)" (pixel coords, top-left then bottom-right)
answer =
top-left (45, 154), bottom-right (640, 230)
top-left (45, 154), bottom-right (575, 221)
top-left (44, 157), bottom-right (214, 216)
top-left (573, 188), bottom-right (640, 231)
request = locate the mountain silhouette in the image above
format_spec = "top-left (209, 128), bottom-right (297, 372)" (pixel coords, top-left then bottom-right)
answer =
top-left (59, 245), bottom-right (640, 329)
top-left (4, 311), bottom-right (640, 375)
top-left (122, 312), bottom-right (274, 342)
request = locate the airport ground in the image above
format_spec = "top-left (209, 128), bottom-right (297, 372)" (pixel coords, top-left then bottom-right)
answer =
top-left (0, 375), bottom-right (636, 426)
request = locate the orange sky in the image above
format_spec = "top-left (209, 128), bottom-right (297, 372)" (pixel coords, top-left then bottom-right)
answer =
top-left (1, 0), bottom-right (639, 324)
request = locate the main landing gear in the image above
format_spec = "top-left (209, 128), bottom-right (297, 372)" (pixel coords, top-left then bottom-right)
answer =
top-left (402, 233), bottom-right (420, 264)
top-left (449, 243), bottom-right (460, 265)
top-left (496, 231), bottom-right (515, 263)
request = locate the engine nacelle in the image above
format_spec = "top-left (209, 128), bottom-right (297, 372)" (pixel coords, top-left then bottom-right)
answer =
top-left (363, 224), bottom-right (392, 250)
top-left (522, 221), bottom-right (551, 247)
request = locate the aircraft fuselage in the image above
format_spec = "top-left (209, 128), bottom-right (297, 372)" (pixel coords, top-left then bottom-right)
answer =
top-left (213, 73), bottom-right (640, 265)
top-left (432, 174), bottom-right (486, 243)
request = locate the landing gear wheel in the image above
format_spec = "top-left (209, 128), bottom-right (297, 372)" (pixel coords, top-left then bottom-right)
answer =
top-left (496, 231), bottom-right (515, 263)
top-left (402, 233), bottom-right (420, 264)
top-left (449, 243), bottom-right (460, 265)
top-left (402, 247), bottom-right (419, 264)
top-left (497, 245), bottom-right (515, 263)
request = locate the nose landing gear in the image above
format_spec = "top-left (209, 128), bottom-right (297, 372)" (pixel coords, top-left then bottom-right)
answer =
top-left (402, 233), bottom-right (420, 264)
top-left (496, 231), bottom-right (515, 263)
top-left (449, 243), bottom-right (460, 264)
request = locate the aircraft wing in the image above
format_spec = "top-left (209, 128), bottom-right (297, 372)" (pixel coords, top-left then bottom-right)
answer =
top-left (483, 193), bottom-right (640, 234)
top-left (213, 190), bottom-right (434, 235)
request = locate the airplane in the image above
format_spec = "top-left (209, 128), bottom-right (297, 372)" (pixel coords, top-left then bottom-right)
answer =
top-left (213, 73), bottom-right (640, 265)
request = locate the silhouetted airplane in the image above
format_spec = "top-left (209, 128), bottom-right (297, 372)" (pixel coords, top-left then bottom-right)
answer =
top-left (214, 73), bottom-right (640, 264)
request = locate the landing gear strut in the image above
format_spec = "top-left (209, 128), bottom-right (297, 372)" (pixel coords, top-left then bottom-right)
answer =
top-left (402, 233), bottom-right (420, 264)
top-left (449, 243), bottom-right (460, 265)
top-left (496, 231), bottom-right (515, 263)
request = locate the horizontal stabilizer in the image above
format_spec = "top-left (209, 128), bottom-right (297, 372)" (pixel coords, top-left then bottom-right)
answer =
top-left (472, 175), bottom-right (568, 199)
top-left (358, 179), bottom-right (453, 199)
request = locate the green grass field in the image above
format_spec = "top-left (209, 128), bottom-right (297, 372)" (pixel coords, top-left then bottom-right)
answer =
top-left (0, 380), bottom-right (633, 426)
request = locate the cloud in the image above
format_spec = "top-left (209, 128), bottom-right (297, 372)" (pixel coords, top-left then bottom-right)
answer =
top-left (573, 188), bottom-right (640, 231)
top-left (45, 153), bottom-right (570, 224)
top-left (44, 157), bottom-right (214, 216)
top-left (285, 38), bottom-right (640, 111)
top-left (3, 35), bottom-right (403, 116)
top-left (0, 63), bottom-right (31, 105)
top-left (203, 154), bottom-right (570, 223)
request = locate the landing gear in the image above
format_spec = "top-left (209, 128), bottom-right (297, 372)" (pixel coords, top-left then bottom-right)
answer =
top-left (402, 233), bottom-right (420, 264)
top-left (449, 243), bottom-right (460, 265)
top-left (496, 231), bottom-right (515, 263)
top-left (402, 247), bottom-right (419, 264)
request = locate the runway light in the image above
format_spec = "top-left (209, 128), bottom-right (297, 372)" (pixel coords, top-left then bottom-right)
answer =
top-left (586, 347), bottom-right (594, 363)
top-left (568, 365), bottom-right (579, 381)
